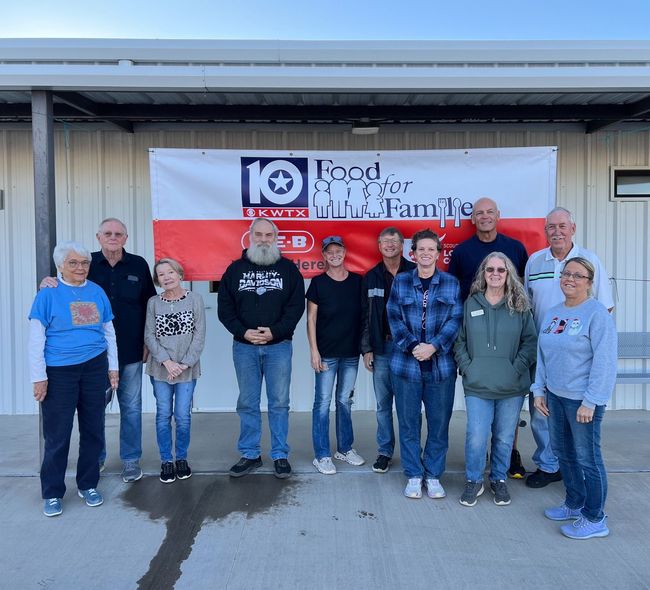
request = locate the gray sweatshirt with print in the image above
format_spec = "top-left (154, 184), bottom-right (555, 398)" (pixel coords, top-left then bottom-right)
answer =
top-left (531, 298), bottom-right (617, 408)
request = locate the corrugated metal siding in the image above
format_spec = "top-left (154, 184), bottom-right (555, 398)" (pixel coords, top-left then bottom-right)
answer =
top-left (1, 126), bottom-right (648, 414)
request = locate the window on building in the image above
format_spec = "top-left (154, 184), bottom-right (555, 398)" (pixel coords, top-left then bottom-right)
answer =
top-left (611, 167), bottom-right (650, 202)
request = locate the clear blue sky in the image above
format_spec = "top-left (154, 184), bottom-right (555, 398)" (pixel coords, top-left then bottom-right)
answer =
top-left (4, 0), bottom-right (650, 40)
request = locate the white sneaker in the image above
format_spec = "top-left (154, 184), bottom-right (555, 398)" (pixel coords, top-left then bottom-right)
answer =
top-left (404, 478), bottom-right (423, 499)
top-left (313, 457), bottom-right (337, 475)
top-left (425, 478), bottom-right (446, 499)
top-left (334, 449), bottom-right (365, 466)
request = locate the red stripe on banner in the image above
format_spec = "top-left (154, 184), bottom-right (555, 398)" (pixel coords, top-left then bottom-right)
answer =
top-left (153, 218), bottom-right (548, 281)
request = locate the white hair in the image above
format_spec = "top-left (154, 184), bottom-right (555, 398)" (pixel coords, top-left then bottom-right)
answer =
top-left (53, 241), bottom-right (92, 268)
top-left (249, 218), bottom-right (279, 236)
top-left (98, 217), bottom-right (128, 234)
top-left (546, 207), bottom-right (575, 224)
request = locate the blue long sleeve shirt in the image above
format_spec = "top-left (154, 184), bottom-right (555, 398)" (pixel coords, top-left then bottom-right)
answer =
top-left (531, 298), bottom-right (617, 408)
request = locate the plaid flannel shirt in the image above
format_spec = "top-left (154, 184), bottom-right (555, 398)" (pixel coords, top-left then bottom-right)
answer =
top-left (386, 268), bottom-right (462, 382)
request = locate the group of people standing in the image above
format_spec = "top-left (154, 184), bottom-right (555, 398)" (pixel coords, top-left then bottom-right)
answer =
top-left (28, 203), bottom-right (617, 541)
top-left (299, 199), bottom-right (615, 541)
top-left (30, 219), bottom-right (206, 516)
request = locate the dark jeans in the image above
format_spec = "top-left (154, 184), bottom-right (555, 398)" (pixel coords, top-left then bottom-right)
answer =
top-left (393, 372), bottom-right (456, 479)
top-left (547, 391), bottom-right (607, 522)
top-left (41, 351), bottom-right (107, 499)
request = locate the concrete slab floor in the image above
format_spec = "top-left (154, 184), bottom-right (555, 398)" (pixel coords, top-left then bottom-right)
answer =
top-left (2, 410), bottom-right (650, 590)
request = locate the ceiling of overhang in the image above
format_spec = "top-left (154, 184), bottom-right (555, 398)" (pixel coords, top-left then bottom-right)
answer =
top-left (2, 89), bottom-right (650, 134)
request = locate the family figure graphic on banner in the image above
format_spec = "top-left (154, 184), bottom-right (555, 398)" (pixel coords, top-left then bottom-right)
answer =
top-left (28, 201), bottom-right (617, 540)
top-left (313, 175), bottom-right (386, 219)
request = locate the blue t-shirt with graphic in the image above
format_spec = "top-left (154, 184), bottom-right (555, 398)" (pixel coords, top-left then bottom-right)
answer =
top-left (29, 280), bottom-right (114, 367)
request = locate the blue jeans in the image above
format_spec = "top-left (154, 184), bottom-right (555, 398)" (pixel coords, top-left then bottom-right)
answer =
top-left (233, 340), bottom-right (292, 460)
top-left (393, 373), bottom-right (456, 479)
top-left (312, 356), bottom-right (359, 459)
top-left (464, 395), bottom-right (524, 482)
top-left (100, 361), bottom-right (143, 464)
top-left (151, 378), bottom-right (196, 462)
top-left (41, 352), bottom-right (107, 498)
top-left (548, 392), bottom-right (607, 522)
top-left (529, 392), bottom-right (560, 473)
top-left (372, 341), bottom-right (396, 457)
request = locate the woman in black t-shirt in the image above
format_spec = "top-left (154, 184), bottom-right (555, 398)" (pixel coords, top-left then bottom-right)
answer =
top-left (306, 236), bottom-right (365, 475)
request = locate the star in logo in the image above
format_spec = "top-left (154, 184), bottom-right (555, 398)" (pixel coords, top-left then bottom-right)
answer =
top-left (269, 171), bottom-right (293, 193)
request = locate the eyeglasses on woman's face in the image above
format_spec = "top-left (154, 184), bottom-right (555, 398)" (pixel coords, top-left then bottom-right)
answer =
top-left (485, 266), bottom-right (507, 274)
top-left (560, 270), bottom-right (590, 281)
top-left (65, 259), bottom-right (91, 269)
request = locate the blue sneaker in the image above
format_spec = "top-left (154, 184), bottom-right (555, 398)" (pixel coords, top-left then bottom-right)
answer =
top-left (544, 503), bottom-right (583, 521)
top-left (561, 515), bottom-right (609, 539)
top-left (43, 498), bottom-right (62, 517)
top-left (77, 488), bottom-right (104, 507)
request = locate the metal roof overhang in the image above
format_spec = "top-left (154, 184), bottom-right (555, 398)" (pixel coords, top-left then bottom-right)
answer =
top-left (2, 39), bottom-right (650, 133)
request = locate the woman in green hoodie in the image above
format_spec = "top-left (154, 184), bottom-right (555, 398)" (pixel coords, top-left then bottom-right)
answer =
top-left (454, 252), bottom-right (537, 507)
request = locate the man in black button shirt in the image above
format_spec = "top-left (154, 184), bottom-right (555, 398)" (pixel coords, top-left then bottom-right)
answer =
top-left (41, 217), bottom-right (155, 483)
top-left (90, 218), bottom-right (156, 482)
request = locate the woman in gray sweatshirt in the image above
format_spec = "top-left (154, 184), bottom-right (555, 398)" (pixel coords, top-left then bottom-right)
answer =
top-left (454, 252), bottom-right (537, 508)
top-left (145, 258), bottom-right (206, 484)
top-left (531, 257), bottom-right (617, 540)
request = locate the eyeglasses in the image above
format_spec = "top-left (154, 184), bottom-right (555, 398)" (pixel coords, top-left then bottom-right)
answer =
top-left (560, 270), bottom-right (590, 281)
top-left (65, 260), bottom-right (91, 269)
top-left (379, 238), bottom-right (401, 245)
top-left (485, 266), bottom-right (507, 274)
top-left (101, 231), bottom-right (125, 238)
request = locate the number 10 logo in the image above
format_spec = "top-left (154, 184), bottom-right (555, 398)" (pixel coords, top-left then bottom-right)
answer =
top-left (241, 157), bottom-right (308, 208)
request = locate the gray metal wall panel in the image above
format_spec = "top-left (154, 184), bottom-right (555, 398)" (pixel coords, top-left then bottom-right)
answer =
top-left (2, 127), bottom-right (648, 414)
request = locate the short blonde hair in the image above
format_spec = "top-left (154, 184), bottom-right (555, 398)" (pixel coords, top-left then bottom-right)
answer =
top-left (153, 258), bottom-right (185, 286)
top-left (563, 257), bottom-right (595, 296)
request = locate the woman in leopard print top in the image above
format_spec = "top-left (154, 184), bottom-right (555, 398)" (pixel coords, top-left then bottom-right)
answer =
top-left (144, 258), bottom-right (206, 483)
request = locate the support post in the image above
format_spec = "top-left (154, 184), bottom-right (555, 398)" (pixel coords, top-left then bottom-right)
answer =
top-left (31, 90), bottom-right (56, 467)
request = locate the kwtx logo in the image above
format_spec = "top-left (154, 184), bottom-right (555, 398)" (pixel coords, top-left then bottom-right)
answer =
top-left (241, 157), bottom-right (309, 218)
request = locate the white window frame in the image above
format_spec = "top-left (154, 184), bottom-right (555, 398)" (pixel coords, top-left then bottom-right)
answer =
top-left (610, 166), bottom-right (650, 202)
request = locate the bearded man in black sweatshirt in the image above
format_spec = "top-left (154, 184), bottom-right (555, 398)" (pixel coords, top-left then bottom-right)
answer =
top-left (218, 218), bottom-right (305, 479)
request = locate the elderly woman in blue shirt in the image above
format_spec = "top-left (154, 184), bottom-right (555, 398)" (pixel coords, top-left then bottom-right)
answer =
top-left (531, 257), bottom-right (617, 540)
top-left (29, 241), bottom-right (118, 517)
top-left (387, 229), bottom-right (462, 500)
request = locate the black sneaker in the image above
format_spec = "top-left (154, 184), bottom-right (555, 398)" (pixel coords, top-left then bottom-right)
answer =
top-left (459, 481), bottom-right (484, 507)
top-left (160, 461), bottom-right (176, 484)
top-left (507, 449), bottom-right (526, 479)
top-left (372, 455), bottom-right (391, 473)
top-left (274, 458), bottom-right (292, 479)
top-left (229, 456), bottom-right (262, 478)
top-left (176, 459), bottom-right (192, 480)
top-left (490, 480), bottom-right (511, 505)
top-left (526, 468), bottom-right (562, 488)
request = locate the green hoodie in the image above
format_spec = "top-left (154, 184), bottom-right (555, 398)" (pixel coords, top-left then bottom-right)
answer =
top-left (454, 292), bottom-right (537, 399)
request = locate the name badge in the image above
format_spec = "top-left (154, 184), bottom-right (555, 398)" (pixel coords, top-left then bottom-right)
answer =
top-left (127, 275), bottom-right (140, 282)
top-left (470, 309), bottom-right (484, 317)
